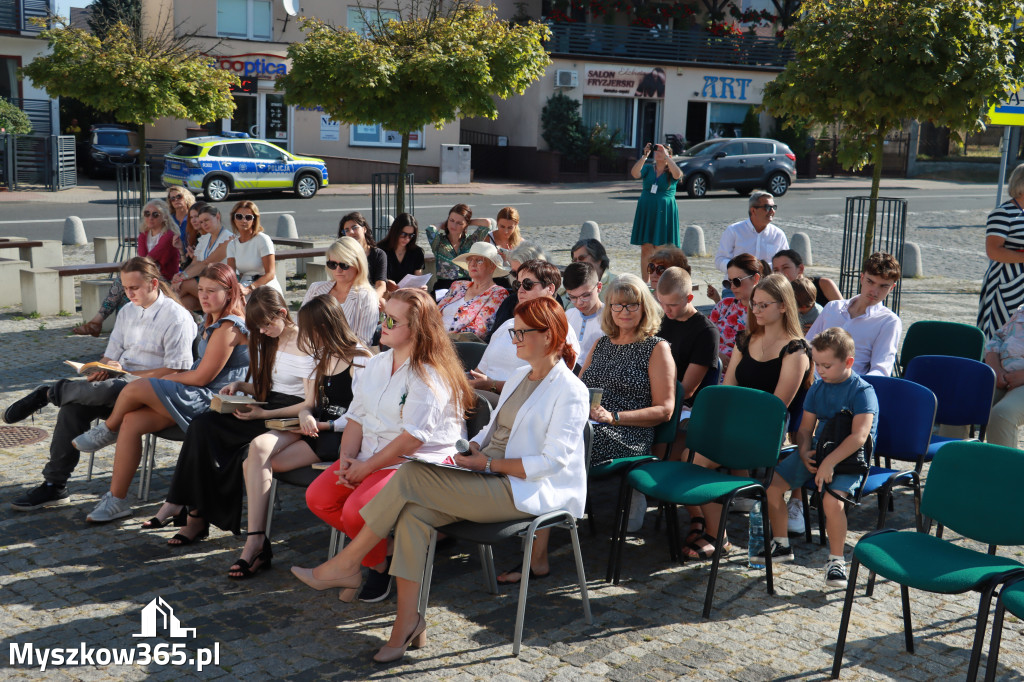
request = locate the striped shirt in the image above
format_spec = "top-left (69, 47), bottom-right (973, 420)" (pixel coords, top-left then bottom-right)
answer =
top-left (978, 200), bottom-right (1024, 340)
top-left (104, 292), bottom-right (197, 372)
top-left (302, 280), bottom-right (379, 347)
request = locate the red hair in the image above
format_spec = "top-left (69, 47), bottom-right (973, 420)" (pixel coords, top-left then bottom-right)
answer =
top-left (514, 297), bottom-right (577, 369)
top-left (198, 262), bottom-right (245, 326)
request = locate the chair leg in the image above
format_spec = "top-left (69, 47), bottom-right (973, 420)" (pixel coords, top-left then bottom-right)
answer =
top-left (327, 528), bottom-right (345, 561)
top-left (86, 452), bottom-right (95, 482)
top-left (817, 492), bottom-right (828, 547)
top-left (144, 435), bottom-right (156, 502)
top-left (984, 596), bottom-right (1009, 682)
top-left (513, 527), bottom-right (538, 657)
top-left (701, 502), bottom-right (733, 619)
top-left (480, 545), bottom-right (498, 594)
top-left (606, 477), bottom-right (630, 582)
top-left (611, 485), bottom-right (633, 585)
top-left (567, 518), bottom-right (593, 626)
top-left (417, 529), bottom-right (438, 617)
top-left (968, 582), bottom-right (1001, 682)
top-left (264, 479), bottom-right (278, 539)
top-left (762, 493), bottom-right (774, 597)
top-left (911, 476), bottom-right (923, 533)
top-left (137, 434), bottom-right (154, 500)
top-left (585, 496), bottom-right (597, 537)
top-left (666, 503), bottom-right (682, 563)
top-left (900, 584), bottom-right (914, 653)
top-left (875, 489), bottom-right (892, 530)
top-left (831, 557), bottom-right (862, 679)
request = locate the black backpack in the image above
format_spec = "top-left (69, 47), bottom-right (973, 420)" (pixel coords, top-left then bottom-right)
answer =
top-left (814, 409), bottom-right (871, 476)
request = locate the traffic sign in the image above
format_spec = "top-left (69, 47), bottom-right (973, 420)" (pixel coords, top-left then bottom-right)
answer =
top-left (989, 89), bottom-right (1024, 124)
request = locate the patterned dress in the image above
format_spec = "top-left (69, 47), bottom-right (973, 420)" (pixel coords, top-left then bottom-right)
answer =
top-left (709, 297), bottom-right (748, 363)
top-left (978, 199), bottom-right (1024, 340)
top-left (436, 281), bottom-right (510, 338)
top-left (630, 164), bottom-right (680, 247)
top-left (580, 335), bottom-right (663, 465)
top-left (426, 224), bottom-right (491, 284)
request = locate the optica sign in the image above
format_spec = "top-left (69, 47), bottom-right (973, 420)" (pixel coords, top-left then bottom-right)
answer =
top-left (213, 53), bottom-right (288, 79)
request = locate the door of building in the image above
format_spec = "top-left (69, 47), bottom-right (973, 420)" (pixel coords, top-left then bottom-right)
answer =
top-left (228, 94), bottom-right (258, 137)
top-left (685, 101), bottom-right (708, 146)
top-left (636, 100), bottom-right (660, 155)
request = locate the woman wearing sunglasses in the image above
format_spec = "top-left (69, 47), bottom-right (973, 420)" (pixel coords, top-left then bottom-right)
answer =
top-left (172, 205), bottom-right (234, 311)
top-left (291, 296), bottom-right (588, 663)
top-left (380, 214), bottom-right (425, 291)
top-left (165, 187), bottom-right (196, 260)
top-left (297, 288), bottom-right (473, 607)
top-left (338, 211), bottom-right (387, 300)
top-left (436, 242), bottom-right (510, 340)
top-left (302, 237), bottom-right (379, 346)
top-left (708, 253), bottom-right (766, 373)
top-left (226, 200), bottom-right (280, 297)
top-left (646, 244), bottom-right (690, 291)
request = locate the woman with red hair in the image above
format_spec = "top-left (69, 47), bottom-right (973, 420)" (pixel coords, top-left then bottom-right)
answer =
top-left (290, 296), bottom-right (589, 664)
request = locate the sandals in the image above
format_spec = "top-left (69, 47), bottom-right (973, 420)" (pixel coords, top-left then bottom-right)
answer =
top-left (683, 532), bottom-right (733, 561)
top-left (684, 516), bottom-right (706, 545)
top-left (496, 565), bottom-right (550, 585)
top-left (228, 531), bottom-right (272, 580)
top-left (72, 321), bottom-right (102, 337)
top-left (168, 512), bottom-right (209, 546)
top-left (141, 506), bottom-right (187, 529)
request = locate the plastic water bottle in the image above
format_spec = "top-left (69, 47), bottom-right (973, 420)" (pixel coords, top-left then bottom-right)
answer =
top-left (748, 500), bottom-right (765, 569)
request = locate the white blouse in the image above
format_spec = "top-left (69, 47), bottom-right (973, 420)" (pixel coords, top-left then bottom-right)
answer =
top-left (302, 280), bottom-right (379, 347)
top-left (271, 350), bottom-right (316, 398)
top-left (228, 232), bottom-right (281, 292)
top-left (195, 228), bottom-right (234, 264)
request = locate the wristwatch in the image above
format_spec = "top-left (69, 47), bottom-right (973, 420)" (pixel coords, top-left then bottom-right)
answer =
top-left (612, 411), bottom-right (620, 425)
top-left (484, 456), bottom-right (493, 474)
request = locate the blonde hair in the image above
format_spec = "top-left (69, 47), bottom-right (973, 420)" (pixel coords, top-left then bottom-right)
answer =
top-left (229, 199), bottom-right (264, 236)
top-left (141, 199), bottom-right (173, 236)
top-left (601, 273), bottom-right (663, 339)
top-left (326, 237), bottom-right (372, 291)
top-left (747, 273), bottom-right (803, 340)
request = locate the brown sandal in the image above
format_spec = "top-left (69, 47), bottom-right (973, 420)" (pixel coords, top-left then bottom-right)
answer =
top-left (72, 321), bottom-right (102, 337)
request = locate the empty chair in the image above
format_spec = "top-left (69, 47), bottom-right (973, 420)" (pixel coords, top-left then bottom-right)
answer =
top-left (897, 320), bottom-right (985, 376)
top-left (903, 355), bottom-right (996, 457)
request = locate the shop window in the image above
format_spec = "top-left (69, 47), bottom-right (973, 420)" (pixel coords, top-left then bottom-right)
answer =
top-left (708, 102), bottom-right (750, 139)
top-left (347, 7), bottom-right (400, 37)
top-left (582, 97), bottom-right (635, 148)
top-left (217, 0), bottom-right (273, 41)
top-left (350, 123), bottom-right (425, 149)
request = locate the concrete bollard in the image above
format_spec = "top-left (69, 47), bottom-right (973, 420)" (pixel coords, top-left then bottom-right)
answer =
top-left (93, 236), bottom-right (120, 264)
top-left (791, 232), bottom-right (813, 266)
top-left (903, 241), bottom-right (924, 278)
top-left (579, 221), bottom-right (601, 242)
top-left (63, 216), bottom-right (87, 246)
top-left (276, 214), bottom-right (298, 238)
top-left (681, 225), bottom-right (706, 257)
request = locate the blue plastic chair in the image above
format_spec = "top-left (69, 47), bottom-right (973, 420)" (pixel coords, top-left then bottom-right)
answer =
top-left (984, 570), bottom-right (1024, 682)
top-left (903, 355), bottom-right (996, 457)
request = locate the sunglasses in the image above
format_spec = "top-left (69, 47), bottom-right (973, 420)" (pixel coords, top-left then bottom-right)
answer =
top-left (647, 263), bottom-right (668, 275)
top-left (142, 210), bottom-right (160, 218)
top-left (379, 312), bottom-right (404, 330)
top-left (168, 194), bottom-right (183, 201)
top-left (722, 273), bottom-right (757, 289)
top-left (399, 231), bottom-right (415, 239)
top-left (508, 327), bottom-right (546, 343)
top-left (755, 204), bottom-right (777, 212)
top-left (513, 278), bottom-right (540, 292)
top-left (610, 302), bottom-right (641, 313)
top-left (326, 260), bottom-right (352, 271)
top-left (234, 213), bottom-right (255, 222)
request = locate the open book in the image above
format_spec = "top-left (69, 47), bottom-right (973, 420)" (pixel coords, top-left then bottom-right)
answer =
top-left (265, 417), bottom-right (300, 430)
top-left (397, 273), bottom-right (432, 290)
top-left (399, 454), bottom-right (501, 475)
top-left (209, 394), bottom-right (266, 414)
top-left (65, 360), bottom-right (127, 377)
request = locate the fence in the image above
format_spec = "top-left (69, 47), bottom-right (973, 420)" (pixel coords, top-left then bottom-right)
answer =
top-left (839, 197), bottom-right (907, 317)
top-left (115, 165), bottom-right (148, 262)
top-left (370, 173), bottom-right (415, 244)
top-left (0, 134), bottom-right (77, 191)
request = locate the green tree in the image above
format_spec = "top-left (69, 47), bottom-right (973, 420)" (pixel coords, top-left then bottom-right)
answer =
top-left (277, 1), bottom-right (551, 214)
top-left (87, 0), bottom-right (141, 40)
top-left (0, 99), bottom-right (33, 135)
top-left (541, 92), bottom-right (587, 161)
top-left (762, 0), bottom-right (1024, 264)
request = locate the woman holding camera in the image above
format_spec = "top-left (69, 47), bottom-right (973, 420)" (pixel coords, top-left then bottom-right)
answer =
top-left (630, 143), bottom-right (682, 282)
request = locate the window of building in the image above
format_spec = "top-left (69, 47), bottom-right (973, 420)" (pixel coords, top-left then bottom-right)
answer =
top-left (0, 57), bottom-right (19, 100)
top-left (217, 0), bottom-right (273, 41)
top-left (350, 124), bottom-right (425, 149)
top-left (347, 7), bottom-right (401, 37)
top-left (582, 97), bottom-right (635, 148)
top-left (708, 102), bottom-right (750, 138)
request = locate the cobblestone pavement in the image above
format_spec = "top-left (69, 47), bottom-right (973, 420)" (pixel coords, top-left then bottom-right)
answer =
top-left (2, 233), bottom-right (1023, 681)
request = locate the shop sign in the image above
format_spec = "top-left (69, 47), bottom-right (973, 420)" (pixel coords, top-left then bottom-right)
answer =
top-left (213, 53), bottom-right (289, 79)
top-left (583, 64), bottom-right (666, 99)
top-left (700, 75), bottom-right (754, 101)
top-left (320, 116), bottom-right (340, 141)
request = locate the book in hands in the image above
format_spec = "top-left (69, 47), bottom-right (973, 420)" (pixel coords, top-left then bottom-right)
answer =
top-left (397, 273), bottom-right (432, 290)
top-left (65, 360), bottom-right (127, 377)
top-left (265, 417), bottom-right (300, 430)
top-left (209, 394), bottom-right (266, 414)
top-left (399, 454), bottom-right (501, 475)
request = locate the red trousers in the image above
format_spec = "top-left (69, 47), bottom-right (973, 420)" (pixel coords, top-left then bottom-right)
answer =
top-left (305, 462), bottom-right (395, 568)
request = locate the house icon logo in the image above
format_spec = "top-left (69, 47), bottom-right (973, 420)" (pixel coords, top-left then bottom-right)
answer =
top-left (132, 597), bottom-right (196, 639)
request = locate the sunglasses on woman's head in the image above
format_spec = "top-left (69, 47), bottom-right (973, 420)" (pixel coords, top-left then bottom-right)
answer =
top-left (379, 312), bottom-right (404, 329)
top-left (647, 263), bottom-right (668, 275)
top-left (513, 278), bottom-right (540, 292)
top-left (326, 260), bottom-right (352, 271)
top-left (234, 213), bottom-right (255, 222)
top-left (722, 273), bottom-right (756, 289)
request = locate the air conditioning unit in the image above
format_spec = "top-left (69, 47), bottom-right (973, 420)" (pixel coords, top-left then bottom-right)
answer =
top-left (555, 69), bottom-right (578, 88)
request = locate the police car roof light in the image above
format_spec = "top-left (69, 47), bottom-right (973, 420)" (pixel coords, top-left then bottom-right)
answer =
top-left (220, 130), bottom-right (250, 139)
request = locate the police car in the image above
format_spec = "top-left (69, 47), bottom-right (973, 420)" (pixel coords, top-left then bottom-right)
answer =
top-left (161, 132), bottom-right (329, 201)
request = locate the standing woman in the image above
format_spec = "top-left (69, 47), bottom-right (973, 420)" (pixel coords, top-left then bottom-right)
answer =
top-left (380, 214), bottom-right (425, 291)
top-left (73, 263), bottom-right (250, 523)
top-left (303, 237), bottom-right (379, 346)
top-left (979, 164), bottom-right (1024, 340)
top-left (172, 205), bottom-right (234, 311)
top-left (630, 143), bottom-right (682, 281)
top-left (426, 203), bottom-right (491, 291)
top-left (339, 211), bottom-right (387, 300)
top-left (435, 242), bottom-right (510, 338)
top-left (709, 253), bottom-right (764, 373)
top-left (166, 187), bottom-right (196, 259)
top-left (227, 200), bottom-right (281, 297)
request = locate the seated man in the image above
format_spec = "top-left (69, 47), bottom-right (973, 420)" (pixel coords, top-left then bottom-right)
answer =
top-left (4, 257), bottom-right (197, 511)
top-left (570, 238), bottom-right (615, 303)
top-left (806, 252), bottom-right (902, 377)
top-left (563, 261), bottom-right (605, 361)
top-left (713, 191), bottom-right (789, 297)
top-left (469, 259), bottom-right (581, 405)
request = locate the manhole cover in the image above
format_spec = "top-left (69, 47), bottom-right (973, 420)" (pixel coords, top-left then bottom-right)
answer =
top-left (0, 425), bottom-right (48, 448)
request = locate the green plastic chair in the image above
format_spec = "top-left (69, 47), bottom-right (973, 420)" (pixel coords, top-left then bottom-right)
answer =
top-left (831, 441), bottom-right (1024, 681)
top-left (897, 320), bottom-right (986, 376)
top-left (609, 385), bottom-right (789, 618)
top-left (984, 570), bottom-right (1024, 682)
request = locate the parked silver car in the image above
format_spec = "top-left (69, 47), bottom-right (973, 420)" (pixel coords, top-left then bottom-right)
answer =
top-left (672, 137), bottom-right (797, 198)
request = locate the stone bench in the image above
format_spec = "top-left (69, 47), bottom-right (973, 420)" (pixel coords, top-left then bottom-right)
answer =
top-left (20, 262), bottom-right (122, 315)
top-left (0, 257), bottom-right (31, 307)
top-left (0, 239), bottom-right (62, 268)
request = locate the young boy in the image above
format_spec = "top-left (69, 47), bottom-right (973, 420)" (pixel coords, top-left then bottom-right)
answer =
top-left (792, 275), bottom-right (822, 334)
top-left (761, 327), bottom-right (878, 588)
top-left (563, 261), bottom-right (605, 361)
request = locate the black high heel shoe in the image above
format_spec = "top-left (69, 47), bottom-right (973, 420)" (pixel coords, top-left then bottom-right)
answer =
top-left (168, 512), bottom-right (209, 547)
top-left (228, 531), bottom-right (272, 580)
top-left (141, 505), bottom-right (188, 530)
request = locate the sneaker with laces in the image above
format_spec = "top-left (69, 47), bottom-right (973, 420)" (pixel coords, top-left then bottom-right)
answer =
top-left (86, 491), bottom-right (133, 523)
top-left (755, 540), bottom-right (794, 562)
top-left (787, 497), bottom-right (806, 535)
top-left (825, 558), bottom-right (848, 588)
top-left (11, 482), bottom-right (70, 511)
top-left (3, 385), bottom-right (52, 424)
top-left (72, 422), bottom-right (118, 452)
top-left (626, 492), bottom-right (648, 532)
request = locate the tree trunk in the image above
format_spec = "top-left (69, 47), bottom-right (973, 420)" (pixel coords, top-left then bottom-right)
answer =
top-left (397, 131), bottom-right (410, 215)
top-left (862, 128), bottom-right (884, 267)
top-left (137, 123), bottom-right (149, 206)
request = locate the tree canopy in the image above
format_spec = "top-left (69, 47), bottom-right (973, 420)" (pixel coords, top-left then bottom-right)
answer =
top-left (0, 99), bottom-right (33, 135)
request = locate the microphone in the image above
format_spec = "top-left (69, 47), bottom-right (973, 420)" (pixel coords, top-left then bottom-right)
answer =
top-left (455, 438), bottom-right (471, 456)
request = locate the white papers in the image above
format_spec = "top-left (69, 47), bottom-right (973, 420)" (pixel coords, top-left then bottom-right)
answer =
top-left (398, 273), bottom-right (433, 290)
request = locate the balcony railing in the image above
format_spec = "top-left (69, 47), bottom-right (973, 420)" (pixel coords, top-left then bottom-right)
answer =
top-left (0, 0), bottom-right (49, 33)
top-left (546, 22), bottom-right (793, 70)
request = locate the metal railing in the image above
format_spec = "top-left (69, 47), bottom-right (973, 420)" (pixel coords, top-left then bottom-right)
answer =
top-left (370, 172), bottom-right (414, 244)
top-left (2, 97), bottom-right (53, 136)
top-left (839, 197), bottom-right (906, 317)
top-left (0, 0), bottom-right (48, 32)
top-left (0, 133), bottom-right (77, 191)
top-left (116, 165), bottom-right (148, 262)
top-left (547, 22), bottom-right (793, 69)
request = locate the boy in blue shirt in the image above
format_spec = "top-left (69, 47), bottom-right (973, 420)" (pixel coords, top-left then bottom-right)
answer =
top-left (759, 327), bottom-right (878, 588)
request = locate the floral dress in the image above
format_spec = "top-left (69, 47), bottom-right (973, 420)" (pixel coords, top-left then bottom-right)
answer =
top-left (709, 297), bottom-right (748, 363)
top-left (436, 281), bottom-right (510, 338)
top-left (426, 224), bottom-right (491, 283)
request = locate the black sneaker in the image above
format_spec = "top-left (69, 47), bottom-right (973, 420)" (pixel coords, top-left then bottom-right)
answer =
top-left (825, 558), bottom-right (848, 588)
top-left (3, 385), bottom-right (52, 424)
top-left (756, 540), bottom-right (794, 563)
top-left (359, 567), bottom-right (393, 603)
top-left (11, 482), bottom-right (70, 511)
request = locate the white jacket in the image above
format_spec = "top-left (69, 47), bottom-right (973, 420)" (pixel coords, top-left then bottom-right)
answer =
top-left (471, 361), bottom-right (589, 518)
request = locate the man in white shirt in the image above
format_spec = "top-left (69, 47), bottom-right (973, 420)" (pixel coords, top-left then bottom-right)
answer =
top-left (714, 190), bottom-right (789, 273)
top-left (806, 252), bottom-right (902, 377)
top-left (5, 258), bottom-right (197, 511)
top-left (563, 262), bottom-right (605, 362)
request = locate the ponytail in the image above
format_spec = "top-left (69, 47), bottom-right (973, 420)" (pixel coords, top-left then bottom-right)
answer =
top-left (120, 256), bottom-right (180, 305)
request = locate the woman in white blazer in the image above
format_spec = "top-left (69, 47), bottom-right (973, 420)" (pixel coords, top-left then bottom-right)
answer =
top-left (289, 297), bottom-right (589, 663)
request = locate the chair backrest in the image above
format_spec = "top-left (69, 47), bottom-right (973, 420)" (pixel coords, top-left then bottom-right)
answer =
top-left (899, 320), bottom-right (986, 374)
top-left (687, 385), bottom-right (788, 469)
top-left (696, 356), bottom-right (722, 392)
top-left (467, 393), bottom-right (492, 439)
top-left (861, 375), bottom-right (936, 465)
top-left (904, 355), bottom-right (996, 427)
top-left (652, 380), bottom-right (685, 447)
top-left (454, 341), bottom-right (488, 371)
top-left (922, 441), bottom-right (1024, 547)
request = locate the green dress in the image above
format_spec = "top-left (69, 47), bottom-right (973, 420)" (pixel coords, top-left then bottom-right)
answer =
top-left (631, 163), bottom-right (680, 247)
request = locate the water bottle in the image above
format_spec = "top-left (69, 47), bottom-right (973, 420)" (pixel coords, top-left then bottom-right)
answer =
top-left (748, 499), bottom-right (765, 569)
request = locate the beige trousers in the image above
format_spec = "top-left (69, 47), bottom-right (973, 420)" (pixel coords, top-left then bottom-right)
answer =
top-left (987, 386), bottom-right (1024, 449)
top-left (359, 461), bottom-right (531, 583)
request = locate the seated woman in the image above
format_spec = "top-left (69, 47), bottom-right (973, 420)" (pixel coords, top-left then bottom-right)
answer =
top-left (647, 244), bottom-right (690, 290)
top-left (73, 263), bottom-right (250, 523)
top-left (72, 199), bottom-right (180, 337)
top-left (985, 305), bottom-right (1024, 448)
top-left (172, 204), bottom-right (234, 311)
top-left (485, 242), bottom-right (549, 340)
top-left (290, 296), bottom-right (589, 663)
top-left (226, 200), bottom-right (281, 297)
top-left (303, 237), bottom-right (379, 347)
top-left (771, 248), bottom-right (841, 306)
top-left (166, 187), bottom-right (196, 260)
top-left (380, 214), bottom-right (425, 291)
top-left (485, 206), bottom-right (524, 263)
top-left (143, 288), bottom-right (316, 550)
top-left (684, 273), bottom-right (811, 559)
top-left (426, 203), bottom-right (492, 292)
top-left (708, 253), bottom-right (764, 373)
top-left (436, 242), bottom-right (510, 339)
top-left (338, 211), bottom-right (387, 300)
top-left (302, 288), bottom-right (474, 603)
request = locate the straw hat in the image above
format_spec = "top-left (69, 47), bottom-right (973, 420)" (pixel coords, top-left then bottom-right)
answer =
top-left (452, 242), bottom-right (510, 276)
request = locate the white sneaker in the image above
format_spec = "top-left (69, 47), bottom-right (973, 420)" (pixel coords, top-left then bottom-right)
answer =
top-left (626, 493), bottom-right (647, 532)
top-left (731, 497), bottom-right (755, 513)
top-left (86, 491), bottom-right (132, 523)
top-left (825, 558), bottom-right (848, 588)
top-left (787, 497), bottom-right (806, 535)
top-left (72, 422), bottom-right (118, 452)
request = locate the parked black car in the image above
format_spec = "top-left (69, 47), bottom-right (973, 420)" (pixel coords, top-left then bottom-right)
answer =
top-left (672, 137), bottom-right (797, 198)
top-left (79, 124), bottom-right (140, 177)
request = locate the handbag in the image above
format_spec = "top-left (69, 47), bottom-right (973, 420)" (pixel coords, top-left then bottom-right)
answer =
top-left (814, 409), bottom-right (871, 476)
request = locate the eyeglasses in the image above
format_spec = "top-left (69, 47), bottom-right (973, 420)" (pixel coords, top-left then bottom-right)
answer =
top-left (610, 302), bottom-right (641, 313)
top-left (722, 273), bottom-right (757, 289)
top-left (142, 211), bottom-right (160, 218)
top-left (466, 256), bottom-right (488, 266)
top-left (567, 287), bottom-right (598, 304)
top-left (755, 204), bottom-right (777, 213)
top-left (326, 260), bottom-right (352, 271)
top-left (508, 327), bottom-right (547, 343)
top-left (399, 231), bottom-right (415, 239)
top-left (647, 263), bottom-right (668, 275)
top-left (380, 312), bottom-right (404, 330)
top-left (513, 278), bottom-right (541, 292)
top-left (234, 213), bottom-right (255, 222)
top-left (750, 301), bottom-right (780, 313)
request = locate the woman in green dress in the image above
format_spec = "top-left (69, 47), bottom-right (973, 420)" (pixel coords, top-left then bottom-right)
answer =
top-left (630, 143), bottom-right (682, 283)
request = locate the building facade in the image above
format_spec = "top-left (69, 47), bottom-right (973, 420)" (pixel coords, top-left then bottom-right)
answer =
top-left (0, 0), bottom-right (57, 135)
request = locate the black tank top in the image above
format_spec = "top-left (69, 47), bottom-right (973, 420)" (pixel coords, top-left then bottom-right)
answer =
top-left (734, 334), bottom-right (812, 422)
